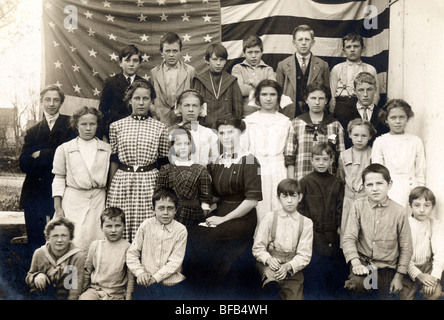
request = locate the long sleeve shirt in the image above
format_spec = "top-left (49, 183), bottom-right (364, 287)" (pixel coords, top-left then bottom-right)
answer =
top-left (126, 217), bottom-right (188, 286)
top-left (252, 209), bottom-right (313, 275)
top-left (408, 216), bottom-right (444, 280)
top-left (342, 197), bottom-right (413, 274)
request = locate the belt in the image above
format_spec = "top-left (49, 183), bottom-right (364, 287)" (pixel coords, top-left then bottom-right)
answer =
top-left (118, 163), bottom-right (156, 173)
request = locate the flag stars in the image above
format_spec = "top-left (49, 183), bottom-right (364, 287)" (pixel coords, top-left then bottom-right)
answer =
top-left (69, 46), bottom-right (77, 52)
top-left (142, 74), bottom-right (151, 81)
top-left (54, 81), bottom-right (62, 88)
top-left (72, 64), bottom-right (80, 72)
top-left (109, 52), bottom-right (119, 61)
top-left (92, 69), bottom-right (99, 76)
top-left (48, 21), bottom-right (55, 28)
top-left (73, 85), bottom-right (81, 93)
top-left (157, 0), bottom-right (166, 5)
top-left (88, 48), bottom-right (98, 57)
top-left (138, 13), bottom-right (147, 22)
top-left (87, 28), bottom-right (96, 37)
top-left (203, 34), bottom-right (213, 42)
top-left (183, 53), bottom-right (192, 62)
top-left (93, 88), bottom-right (101, 96)
top-left (137, 0), bottom-right (144, 6)
top-left (181, 13), bottom-right (190, 22)
top-left (203, 14), bottom-right (211, 23)
top-left (106, 15), bottom-right (115, 22)
top-left (182, 34), bottom-right (191, 42)
top-left (142, 53), bottom-right (150, 62)
top-left (102, 1), bottom-right (111, 8)
top-left (44, 2), bottom-right (52, 10)
top-left (140, 34), bottom-right (149, 42)
top-left (179, 0), bottom-right (187, 3)
top-left (108, 33), bottom-right (117, 41)
top-left (84, 11), bottom-right (93, 19)
top-left (54, 61), bottom-right (62, 69)
top-left (53, 41), bottom-right (60, 47)
top-left (160, 13), bottom-right (168, 21)
top-left (202, 0), bottom-right (209, 3)
top-left (67, 26), bottom-right (75, 33)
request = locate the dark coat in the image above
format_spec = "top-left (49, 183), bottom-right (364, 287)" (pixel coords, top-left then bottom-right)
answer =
top-left (19, 114), bottom-right (76, 210)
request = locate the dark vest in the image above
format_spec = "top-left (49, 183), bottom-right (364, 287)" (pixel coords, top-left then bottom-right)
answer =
top-left (295, 56), bottom-right (311, 117)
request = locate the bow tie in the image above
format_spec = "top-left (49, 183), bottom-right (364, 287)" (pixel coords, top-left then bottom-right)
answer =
top-left (305, 124), bottom-right (327, 141)
top-left (221, 153), bottom-right (238, 159)
top-left (359, 105), bottom-right (374, 111)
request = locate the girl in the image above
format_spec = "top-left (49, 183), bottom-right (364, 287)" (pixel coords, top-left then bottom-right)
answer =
top-left (52, 106), bottom-right (111, 252)
top-left (107, 79), bottom-right (170, 242)
top-left (171, 89), bottom-right (219, 165)
top-left (337, 118), bottom-right (376, 245)
top-left (242, 79), bottom-right (291, 228)
top-left (156, 127), bottom-right (213, 228)
top-left (284, 82), bottom-right (345, 181)
top-left (372, 99), bottom-right (426, 208)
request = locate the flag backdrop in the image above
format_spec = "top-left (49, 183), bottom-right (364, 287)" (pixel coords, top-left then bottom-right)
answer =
top-left (42, 0), bottom-right (389, 115)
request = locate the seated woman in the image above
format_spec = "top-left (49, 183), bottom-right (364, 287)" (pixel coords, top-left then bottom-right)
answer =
top-left (183, 114), bottom-right (262, 299)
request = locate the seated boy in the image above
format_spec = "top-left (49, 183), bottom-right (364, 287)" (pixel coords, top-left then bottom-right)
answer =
top-left (330, 33), bottom-right (379, 115)
top-left (342, 163), bottom-right (413, 300)
top-left (150, 32), bottom-right (196, 127)
top-left (276, 24), bottom-right (330, 120)
top-left (193, 42), bottom-right (243, 129)
top-left (126, 187), bottom-right (188, 300)
top-left (231, 35), bottom-right (276, 117)
top-left (25, 217), bottom-right (85, 300)
top-left (252, 178), bottom-right (313, 300)
top-left (99, 44), bottom-right (143, 140)
top-left (334, 72), bottom-right (388, 149)
top-left (297, 142), bottom-right (347, 299)
top-left (79, 207), bottom-right (134, 300)
top-left (400, 187), bottom-right (444, 300)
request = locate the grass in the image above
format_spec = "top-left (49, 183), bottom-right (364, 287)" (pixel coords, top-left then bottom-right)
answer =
top-left (0, 174), bottom-right (24, 211)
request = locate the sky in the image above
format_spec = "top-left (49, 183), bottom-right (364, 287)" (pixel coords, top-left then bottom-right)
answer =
top-left (0, 0), bottom-right (42, 110)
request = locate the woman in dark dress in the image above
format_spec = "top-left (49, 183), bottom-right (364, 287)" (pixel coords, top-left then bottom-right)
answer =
top-left (183, 115), bottom-right (262, 299)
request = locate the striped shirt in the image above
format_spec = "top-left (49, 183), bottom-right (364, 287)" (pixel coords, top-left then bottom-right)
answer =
top-left (408, 216), bottom-right (444, 280)
top-left (126, 217), bottom-right (188, 286)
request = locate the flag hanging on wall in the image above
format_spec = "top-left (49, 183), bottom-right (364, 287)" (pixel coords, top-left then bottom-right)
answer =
top-left (42, 0), bottom-right (389, 114)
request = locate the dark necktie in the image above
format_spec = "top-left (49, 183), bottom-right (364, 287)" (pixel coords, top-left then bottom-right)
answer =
top-left (301, 57), bottom-right (307, 75)
top-left (362, 106), bottom-right (369, 120)
top-left (126, 77), bottom-right (131, 86)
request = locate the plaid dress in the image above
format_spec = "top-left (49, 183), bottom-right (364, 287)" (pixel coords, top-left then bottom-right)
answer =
top-left (284, 112), bottom-right (345, 181)
top-left (107, 116), bottom-right (169, 241)
top-left (156, 163), bottom-right (212, 227)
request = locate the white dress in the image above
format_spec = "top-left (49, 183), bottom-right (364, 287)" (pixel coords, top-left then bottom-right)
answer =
top-left (242, 110), bottom-right (291, 227)
top-left (371, 133), bottom-right (426, 208)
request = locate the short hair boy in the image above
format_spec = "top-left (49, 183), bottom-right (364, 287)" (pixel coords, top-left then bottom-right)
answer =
top-left (252, 178), bottom-right (313, 300)
top-left (79, 208), bottom-right (135, 300)
top-left (330, 33), bottom-right (380, 115)
top-left (126, 187), bottom-right (188, 300)
top-left (193, 42), bottom-right (243, 129)
top-left (297, 143), bottom-right (347, 299)
top-left (99, 44), bottom-right (143, 140)
top-left (150, 32), bottom-right (196, 127)
top-left (276, 24), bottom-right (330, 119)
top-left (400, 187), bottom-right (444, 300)
top-left (231, 35), bottom-right (276, 117)
top-left (342, 163), bottom-right (413, 300)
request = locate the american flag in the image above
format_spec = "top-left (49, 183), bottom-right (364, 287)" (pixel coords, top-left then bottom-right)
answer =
top-left (42, 0), bottom-right (389, 114)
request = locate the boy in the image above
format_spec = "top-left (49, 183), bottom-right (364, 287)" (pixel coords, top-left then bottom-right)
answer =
top-left (330, 33), bottom-right (380, 115)
top-left (231, 35), bottom-right (276, 117)
top-left (342, 163), bottom-right (413, 300)
top-left (79, 208), bottom-right (135, 300)
top-left (252, 178), bottom-right (313, 300)
top-left (297, 143), bottom-right (347, 299)
top-left (335, 72), bottom-right (388, 148)
top-left (25, 217), bottom-right (85, 300)
top-left (99, 44), bottom-right (143, 140)
top-left (126, 187), bottom-right (188, 300)
top-left (400, 187), bottom-right (444, 300)
top-left (150, 32), bottom-right (196, 127)
top-left (193, 42), bottom-right (243, 129)
top-left (276, 24), bottom-right (330, 120)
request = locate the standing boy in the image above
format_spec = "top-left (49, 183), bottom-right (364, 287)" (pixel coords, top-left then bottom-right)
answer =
top-left (19, 85), bottom-right (76, 251)
top-left (276, 24), bottom-right (330, 120)
top-left (330, 33), bottom-right (379, 115)
top-left (99, 44), bottom-right (143, 140)
top-left (80, 208), bottom-right (135, 300)
top-left (126, 187), bottom-right (188, 300)
top-left (342, 163), bottom-right (413, 300)
top-left (231, 35), bottom-right (276, 117)
top-left (297, 143), bottom-right (346, 299)
top-left (335, 72), bottom-right (388, 148)
top-left (193, 43), bottom-right (243, 129)
top-left (253, 178), bottom-right (313, 300)
top-left (150, 32), bottom-right (196, 127)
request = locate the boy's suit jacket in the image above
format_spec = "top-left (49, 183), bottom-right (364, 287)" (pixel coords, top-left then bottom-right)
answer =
top-left (276, 54), bottom-right (330, 120)
top-left (99, 72), bottom-right (143, 138)
top-left (149, 60), bottom-right (196, 127)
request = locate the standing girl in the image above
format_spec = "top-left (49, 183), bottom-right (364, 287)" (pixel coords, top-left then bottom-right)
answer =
top-left (52, 106), bottom-right (111, 252)
top-left (371, 99), bottom-right (426, 208)
top-left (107, 80), bottom-right (170, 242)
top-left (156, 127), bottom-right (213, 228)
top-left (284, 82), bottom-right (345, 181)
top-left (242, 80), bottom-right (291, 227)
top-left (337, 118), bottom-right (376, 245)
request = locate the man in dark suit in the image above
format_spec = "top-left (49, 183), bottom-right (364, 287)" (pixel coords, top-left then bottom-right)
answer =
top-left (19, 85), bottom-right (76, 251)
top-left (99, 44), bottom-right (143, 141)
top-left (334, 72), bottom-right (388, 149)
top-left (276, 24), bottom-right (330, 120)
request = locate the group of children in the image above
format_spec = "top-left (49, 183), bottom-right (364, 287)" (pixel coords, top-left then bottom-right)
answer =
top-left (23, 23), bottom-right (443, 301)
